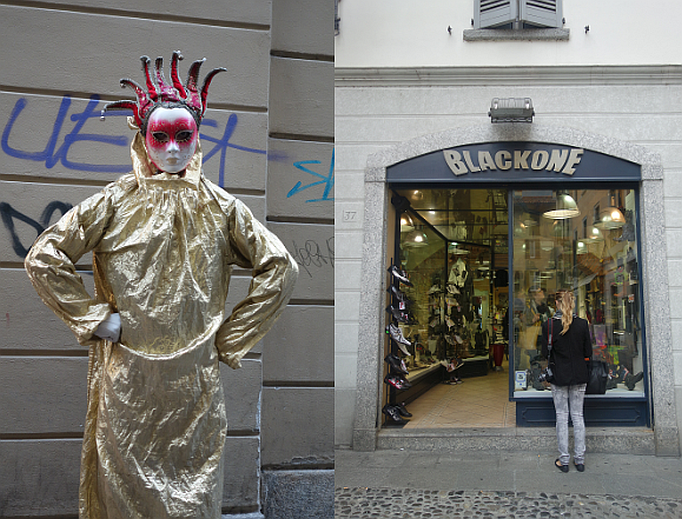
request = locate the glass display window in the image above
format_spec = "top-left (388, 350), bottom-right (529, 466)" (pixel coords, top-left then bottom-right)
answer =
top-left (511, 188), bottom-right (643, 397)
top-left (388, 185), bottom-right (644, 409)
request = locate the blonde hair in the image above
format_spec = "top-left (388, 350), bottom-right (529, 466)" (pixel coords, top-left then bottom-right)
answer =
top-left (556, 290), bottom-right (574, 335)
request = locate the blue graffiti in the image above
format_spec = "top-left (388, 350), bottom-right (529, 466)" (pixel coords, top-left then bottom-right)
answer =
top-left (1, 95), bottom-right (267, 186)
top-left (286, 148), bottom-right (334, 202)
top-left (2, 96), bottom-right (130, 173)
top-left (200, 114), bottom-right (265, 188)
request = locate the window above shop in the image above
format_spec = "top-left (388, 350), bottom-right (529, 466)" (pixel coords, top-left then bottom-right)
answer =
top-left (464, 0), bottom-right (569, 41)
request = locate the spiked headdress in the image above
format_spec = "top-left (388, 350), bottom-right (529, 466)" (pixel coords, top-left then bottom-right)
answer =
top-left (102, 51), bottom-right (226, 132)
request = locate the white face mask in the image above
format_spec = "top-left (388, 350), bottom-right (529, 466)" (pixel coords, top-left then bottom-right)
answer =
top-left (144, 107), bottom-right (198, 174)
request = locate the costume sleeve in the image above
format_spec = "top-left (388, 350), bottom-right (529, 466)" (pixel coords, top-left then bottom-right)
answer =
top-left (24, 190), bottom-right (115, 346)
top-left (215, 200), bottom-right (298, 369)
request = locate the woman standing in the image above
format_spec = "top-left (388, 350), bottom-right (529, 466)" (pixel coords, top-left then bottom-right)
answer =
top-left (541, 290), bottom-right (592, 473)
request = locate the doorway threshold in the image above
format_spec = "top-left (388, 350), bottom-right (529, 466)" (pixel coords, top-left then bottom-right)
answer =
top-left (376, 426), bottom-right (655, 455)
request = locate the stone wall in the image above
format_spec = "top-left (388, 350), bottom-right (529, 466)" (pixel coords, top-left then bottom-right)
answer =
top-left (334, 68), bottom-right (682, 453)
top-left (0, 1), bottom-right (333, 517)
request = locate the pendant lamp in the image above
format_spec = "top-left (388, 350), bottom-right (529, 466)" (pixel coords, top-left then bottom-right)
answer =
top-left (595, 196), bottom-right (625, 230)
top-left (543, 192), bottom-right (581, 219)
top-left (400, 212), bottom-right (415, 231)
top-left (404, 228), bottom-right (429, 247)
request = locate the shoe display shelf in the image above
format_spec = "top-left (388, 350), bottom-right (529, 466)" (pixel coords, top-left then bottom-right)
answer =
top-left (383, 261), bottom-right (415, 427)
top-left (385, 262), bottom-right (447, 415)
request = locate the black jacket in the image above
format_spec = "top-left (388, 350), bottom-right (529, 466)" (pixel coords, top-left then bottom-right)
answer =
top-left (540, 316), bottom-right (592, 386)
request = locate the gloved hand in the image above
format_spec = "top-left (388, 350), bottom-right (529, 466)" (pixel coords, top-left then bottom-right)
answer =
top-left (94, 312), bottom-right (121, 343)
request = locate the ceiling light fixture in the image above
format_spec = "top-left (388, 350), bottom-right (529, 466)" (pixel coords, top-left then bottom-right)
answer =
top-left (400, 213), bottom-right (415, 231)
top-left (595, 195), bottom-right (626, 230)
top-left (404, 228), bottom-right (429, 247)
top-left (543, 192), bottom-right (581, 220)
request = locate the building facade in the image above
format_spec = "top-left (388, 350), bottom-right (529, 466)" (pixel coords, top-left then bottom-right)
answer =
top-left (0, 1), bottom-right (333, 517)
top-left (335, 0), bottom-right (682, 457)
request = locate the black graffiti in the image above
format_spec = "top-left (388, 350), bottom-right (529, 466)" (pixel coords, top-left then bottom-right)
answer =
top-left (0, 201), bottom-right (73, 258)
top-left (291, 237), bottom-right (334, 278)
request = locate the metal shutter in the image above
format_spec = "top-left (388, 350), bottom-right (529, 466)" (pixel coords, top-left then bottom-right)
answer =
top-left (474, 0), bottom-right (517, 29)
top-left (520, 0), bottom-right (562, 28)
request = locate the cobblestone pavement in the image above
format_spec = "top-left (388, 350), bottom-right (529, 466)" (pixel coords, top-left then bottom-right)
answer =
top-left (335, 487), bottom-right (682, 518)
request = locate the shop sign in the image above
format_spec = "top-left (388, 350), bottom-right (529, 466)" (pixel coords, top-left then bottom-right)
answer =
top-left (444, 147), bottom-right (584, 176)
top-left (387, 142), bottom-right (640, 184)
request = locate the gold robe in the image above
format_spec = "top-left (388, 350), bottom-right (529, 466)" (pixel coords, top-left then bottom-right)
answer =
top-left (24, 133), bottom-right (298, 518)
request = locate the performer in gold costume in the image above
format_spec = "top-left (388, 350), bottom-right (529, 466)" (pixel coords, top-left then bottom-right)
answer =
top-left (24, 52), bottom-right (298, 518)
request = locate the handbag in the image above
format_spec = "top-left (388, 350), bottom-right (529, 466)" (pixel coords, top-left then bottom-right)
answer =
top-left (586, 360), bottom-right (609, 395)
top-left (520, 322), bottom-right (541, 350)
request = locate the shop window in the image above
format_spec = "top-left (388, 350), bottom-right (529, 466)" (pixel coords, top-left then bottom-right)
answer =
top-left (386, 186), bottom-right (644, 412)
top-left (512, 189), bottom-right (643, 397)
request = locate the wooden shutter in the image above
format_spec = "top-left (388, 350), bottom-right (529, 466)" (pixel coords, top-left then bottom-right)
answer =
top-left (520, 0), bottom-right (562, 28)
top-left (474, 0), bottom-right (517, 29)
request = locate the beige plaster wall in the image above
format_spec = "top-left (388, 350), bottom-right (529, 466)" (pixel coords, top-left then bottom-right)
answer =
top-left (0, 1), bottom-right (333, 517)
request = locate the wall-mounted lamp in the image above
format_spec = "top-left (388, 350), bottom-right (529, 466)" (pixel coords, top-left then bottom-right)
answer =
top-left (488, 97), bottom-right (534, 123)
top-left (543, 192), bottom-right (580, 219)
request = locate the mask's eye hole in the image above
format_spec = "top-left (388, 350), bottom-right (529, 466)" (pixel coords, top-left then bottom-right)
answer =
top-left (151, 132), bottom-right (169, 143)
top-left (176, 130), bottom-right (194, 143)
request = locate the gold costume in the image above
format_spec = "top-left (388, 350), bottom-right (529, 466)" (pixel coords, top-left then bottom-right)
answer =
top-left (25, 134), bottom-right (298, 518)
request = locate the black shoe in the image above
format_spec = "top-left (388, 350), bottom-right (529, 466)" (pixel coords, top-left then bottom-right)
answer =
top-left (388, 285), bottom-right (409, 303)
top-left (382, 404), bottom-right (408, 425)
top-left (386, 305), bottom-right (409, 323)
top-left (388, 265), bottom-right (413, 286)
top-left (384, 373), bottom-right (412, 390)
top-left (396, 402), bottom-right (412, 417)
top-left (385, 353), bottom-right (409, 375)
top-left (625, 371), bottom-right (643, 390)
top-left (615, 366), bottom-right (627, 383)
top-left (574, 461), bottom-right (585, 472)
top-left (555, 459), bottom-right (568, 473)
top-left (386, 323), bottom-right (412, 348)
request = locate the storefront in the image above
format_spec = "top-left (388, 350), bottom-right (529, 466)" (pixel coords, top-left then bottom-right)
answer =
top-left (384, 141), bottom-right (646, 426)
top-left (352, 125), bottom-right (679, 455)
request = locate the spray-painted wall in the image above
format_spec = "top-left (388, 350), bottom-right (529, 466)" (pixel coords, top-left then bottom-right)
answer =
top-left (0, 1), bottom-right (333, 517)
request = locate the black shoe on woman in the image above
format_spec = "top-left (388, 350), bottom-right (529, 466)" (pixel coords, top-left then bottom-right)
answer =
top-left (555, 459), bottom-right (569, 473)
top-left (573, 461), bottom-right (585, 472)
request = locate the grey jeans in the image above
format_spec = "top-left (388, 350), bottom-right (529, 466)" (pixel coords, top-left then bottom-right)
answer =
top-left (551, 383), bottom-right (587, 465)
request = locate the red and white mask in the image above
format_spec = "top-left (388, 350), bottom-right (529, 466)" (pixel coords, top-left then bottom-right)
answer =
top-left (144, 107), bottom-right (198, 174)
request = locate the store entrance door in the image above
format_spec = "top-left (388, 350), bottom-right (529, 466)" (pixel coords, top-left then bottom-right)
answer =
top-left (384, 188), bottom-right (512, 428)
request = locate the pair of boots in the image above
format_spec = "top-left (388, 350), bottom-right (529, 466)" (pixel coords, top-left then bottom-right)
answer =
top-left (382, 403), bottom-right (412, 425)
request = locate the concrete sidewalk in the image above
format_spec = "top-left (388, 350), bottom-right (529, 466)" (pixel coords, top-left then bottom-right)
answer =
top-left (335, 448), bottom-right (682, 518)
